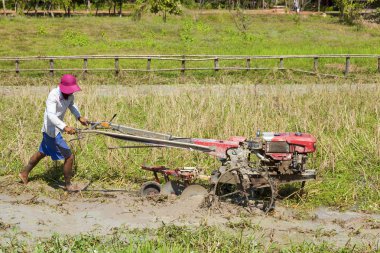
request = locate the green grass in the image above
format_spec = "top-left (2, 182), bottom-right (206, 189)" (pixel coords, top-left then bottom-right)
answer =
top-left (0, 13), bottom-right (379, 83)
top-left (1, 14), bottom-right (379, 56)
top-left (1, 224), bottom-right (377, 252)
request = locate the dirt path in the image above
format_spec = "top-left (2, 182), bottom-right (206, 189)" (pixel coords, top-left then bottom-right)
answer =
top-left (1, 177), bottom-right (379, 248)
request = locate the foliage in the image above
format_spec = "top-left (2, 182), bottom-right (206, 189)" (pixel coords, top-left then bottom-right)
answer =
top-left (180, 0), bottom-right (196, 8)
top-left (37, 25), bottom-right (47, 36)
top-left (132, 0), bottom-right (149, 21)
top-left (149, 0), bottom-right (182, 22)
top-left (232, 8), bottom-right (252, 36)
top-left (1, 0), bottom-right (380, 18)
top-left (131, 0), bottom-right (182, 22)
top-left (62, 30), bottom-right (90, 47)
top-left (179, 19), bottom-right (194, 44)
top-left (93, 0), bottom-right (106, 14)
top-left (369, 7), bottom-right (380, 23)
top-left (333, 0), bottom-right (375, 24)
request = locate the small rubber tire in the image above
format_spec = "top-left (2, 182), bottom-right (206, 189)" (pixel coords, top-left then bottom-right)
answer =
top-left (140, 181), bottom-right (161, 197)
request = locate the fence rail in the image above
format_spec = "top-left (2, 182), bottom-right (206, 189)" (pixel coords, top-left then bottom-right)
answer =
top-left (0, 54), bottom-right (379, 77)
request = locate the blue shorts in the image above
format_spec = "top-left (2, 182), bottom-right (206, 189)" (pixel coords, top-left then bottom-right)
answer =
top-left (39, 133), bottom-right (72, 160)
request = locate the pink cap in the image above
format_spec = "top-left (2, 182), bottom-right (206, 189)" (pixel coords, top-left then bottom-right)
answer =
top-left (59, 74), bottom-right (81, 94)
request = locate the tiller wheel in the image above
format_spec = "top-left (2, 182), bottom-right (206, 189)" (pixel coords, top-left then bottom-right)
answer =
top-left (212, 168), bottom-right (278, 213)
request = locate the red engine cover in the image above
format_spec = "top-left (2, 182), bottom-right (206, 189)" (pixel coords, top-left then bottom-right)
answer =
top-left (263, 132), bottom-right (316, 161)
top-left (192, 133), bottom-right (316, 160)
top-left (273, 133), bottom-right (316, 153)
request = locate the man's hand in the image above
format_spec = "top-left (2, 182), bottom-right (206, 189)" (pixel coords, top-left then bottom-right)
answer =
top-left (64, 126), bottom-right (76, 135)
top-left (78, 116), bottom-right (90, 126)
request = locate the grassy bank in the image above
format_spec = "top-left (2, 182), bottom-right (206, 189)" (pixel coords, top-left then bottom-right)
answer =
top-left (1, 14), bottom-right (379, 56)
top-left (0, 13), bottom-right (379, 83)
top-left (0, 84), bottom-right (379, 211)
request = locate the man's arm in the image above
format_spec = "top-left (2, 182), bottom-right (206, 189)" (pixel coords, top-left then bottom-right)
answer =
top-left (69, 99), bottom-right (89, 126)
top-left (68, 100), bottom-right (81, 119)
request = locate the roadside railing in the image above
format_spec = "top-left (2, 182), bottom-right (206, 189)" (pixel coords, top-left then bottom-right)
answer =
top-left (0, 54), bottom-right (379, 78)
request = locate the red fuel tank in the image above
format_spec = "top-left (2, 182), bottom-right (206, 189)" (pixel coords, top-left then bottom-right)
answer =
top-left (263, 132), bottom-right (317, 153)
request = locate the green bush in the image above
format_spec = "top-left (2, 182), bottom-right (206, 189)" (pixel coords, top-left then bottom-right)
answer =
top-left (371, 7), bottom-right (380, 23)
top-left (62, 30), bottom-right (90, 47)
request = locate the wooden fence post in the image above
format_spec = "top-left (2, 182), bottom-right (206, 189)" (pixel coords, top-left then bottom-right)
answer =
top-left (147, 57), bottom-right (151, 71)
top-left (15, 59), bottom-right (19, 75)
top-left (313, 57), bottom-right (318, 72)
top-left (181, 55), bottom-right (185, 76)
top-left (214, 57), bottom-right (219, 72)
top-left (49, 59), bottom-right (54, 77)
top-left (83, 58), bottom-right (88, 77)
top-left (115, 57), bottom-right (119, 76)
top-left (279, 57), bottom-right (284, 69)
top-left (246, 58), bottom-right (251, 71)
top-left (345, 57), bottom-right (350, 77)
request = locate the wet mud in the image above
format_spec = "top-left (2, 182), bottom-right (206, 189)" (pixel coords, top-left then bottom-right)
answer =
top-left (1, 177), bottom-right (379, 248)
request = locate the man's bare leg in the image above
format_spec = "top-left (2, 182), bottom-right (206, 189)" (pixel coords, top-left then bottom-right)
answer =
top-left (63, 154), bottom-right (77, 191)
top-left (19, 151), bottom-right (46, 184)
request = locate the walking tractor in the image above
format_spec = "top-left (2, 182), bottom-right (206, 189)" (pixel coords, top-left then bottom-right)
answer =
top-left (79, 116), bottom-right (317, 211)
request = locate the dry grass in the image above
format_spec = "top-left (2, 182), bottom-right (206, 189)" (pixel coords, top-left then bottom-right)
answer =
top-left (1, 70), bottom-right (380, 86)
top-left (0, 83), bottom-right (379, 211)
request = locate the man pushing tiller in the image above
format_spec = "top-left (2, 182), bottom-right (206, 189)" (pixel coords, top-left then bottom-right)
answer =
top-left (19, 74), bottom-right (89, 192)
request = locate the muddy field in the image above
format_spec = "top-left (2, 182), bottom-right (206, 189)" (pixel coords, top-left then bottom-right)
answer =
top-left (1, 175), bottom-right (379, 249)
top-left (1, 84), bottom-right (379, 250)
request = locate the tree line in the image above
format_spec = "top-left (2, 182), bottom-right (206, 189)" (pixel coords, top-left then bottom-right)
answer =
top-left (1, 0), bottom-right (379, 23)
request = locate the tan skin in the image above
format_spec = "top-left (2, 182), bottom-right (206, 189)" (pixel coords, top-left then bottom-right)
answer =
top-left (18, 92), bottom-right (89, 192)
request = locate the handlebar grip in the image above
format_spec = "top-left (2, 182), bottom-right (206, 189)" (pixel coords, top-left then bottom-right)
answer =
top-left (100, 122), bottom-right (110, 128)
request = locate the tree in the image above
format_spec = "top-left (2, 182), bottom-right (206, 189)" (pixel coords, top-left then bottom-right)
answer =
top-left (150, 0), bottom-right (182, 22)
top-left (60, 0), bottom-right (73, 16)
top-left (333, 0), bottom-right (375, 24)
top-left (132, 0), bottom-right (149, 21)
top-left (2, 0), bottom-right (5, 14)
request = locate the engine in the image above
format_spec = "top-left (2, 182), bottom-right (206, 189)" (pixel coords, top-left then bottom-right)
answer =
top-left (248, 132), bottom-right (317, 174)
top-left (192, 131), bottom-right (316, 175)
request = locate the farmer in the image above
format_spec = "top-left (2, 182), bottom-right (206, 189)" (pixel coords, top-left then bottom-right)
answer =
top-left (19, 74), bottom-right (89, 192)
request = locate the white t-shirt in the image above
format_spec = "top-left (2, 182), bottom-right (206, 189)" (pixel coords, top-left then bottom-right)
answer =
top-left (41, 87), bottom-right (81, 137)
